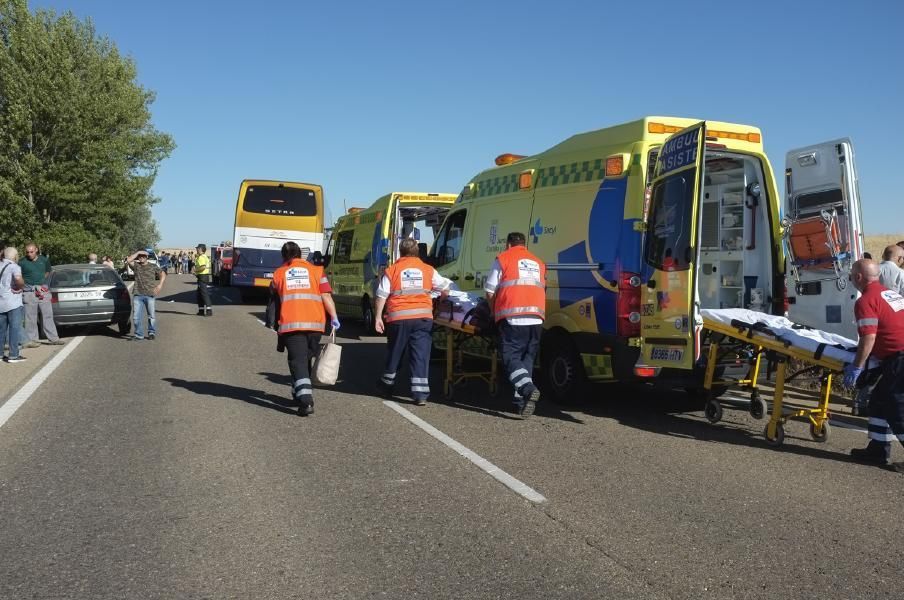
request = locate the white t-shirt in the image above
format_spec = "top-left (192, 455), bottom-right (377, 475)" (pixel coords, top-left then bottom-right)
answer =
top-left (485, 258), bottom-right (543, 326)
top-left (0, 259), bottom-right (24, 312)
top-left (878, 260), bottom-right (904, 296)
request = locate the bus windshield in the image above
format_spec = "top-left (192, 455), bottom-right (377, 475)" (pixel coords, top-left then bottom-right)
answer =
top-left (243, 185), bottom-right (317, 216)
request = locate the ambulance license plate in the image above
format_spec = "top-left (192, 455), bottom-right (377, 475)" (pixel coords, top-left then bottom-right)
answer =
top-left (650, 347), bottom-right (683, 361)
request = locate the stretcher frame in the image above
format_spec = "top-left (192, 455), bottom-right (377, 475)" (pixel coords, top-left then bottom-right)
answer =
top-left (433, 318), bottom-right (498, 401)
top-left (782, 208), bottom-right (851, 292)
top-left (702, 316), bottom-right (845, 447)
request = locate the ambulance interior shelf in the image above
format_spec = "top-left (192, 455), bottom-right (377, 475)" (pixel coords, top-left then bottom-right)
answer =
top-left (697, 155), bottom-right (772, 311)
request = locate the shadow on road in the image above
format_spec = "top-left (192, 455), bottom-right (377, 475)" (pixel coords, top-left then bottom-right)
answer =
top-left (162, 377), bottom-right (299, 415)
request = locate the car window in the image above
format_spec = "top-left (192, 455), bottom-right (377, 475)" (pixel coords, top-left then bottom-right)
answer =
top-left (51, 268), bottom-right (120, 288)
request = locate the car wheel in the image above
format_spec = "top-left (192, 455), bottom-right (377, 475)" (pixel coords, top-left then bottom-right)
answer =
top-left (118, 319), bottom-right (131, 336)
top-left (362, 297), bottom-right (376, 335)
top-left (540, 331), bottom-right (586, 405)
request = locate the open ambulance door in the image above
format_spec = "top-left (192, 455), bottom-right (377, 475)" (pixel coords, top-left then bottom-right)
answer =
top-left (784, 139), bottom-right (863, 339)
top-left (640, 122), bottom-right (706, 370)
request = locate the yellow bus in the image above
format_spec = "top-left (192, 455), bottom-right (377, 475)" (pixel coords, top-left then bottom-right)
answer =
top-left (231, 179), bottom-right (324, 301)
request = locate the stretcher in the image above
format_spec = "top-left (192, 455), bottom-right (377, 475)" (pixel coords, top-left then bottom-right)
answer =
top-left (782, 208), bottom-right (851, 292)
top-left (699, 308), bottom-right (864, 447)
top-left (432, 316), bottom-right (498, 401)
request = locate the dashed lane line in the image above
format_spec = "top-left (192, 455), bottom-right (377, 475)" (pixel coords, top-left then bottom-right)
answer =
top-left (383, 400), bottom-right (547, 504)
top-left (0, 336), bottom-right (86, 431)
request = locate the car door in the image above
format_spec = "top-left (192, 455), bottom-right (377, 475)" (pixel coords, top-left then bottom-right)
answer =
top-left (784, 139), bottom-right (863, 339)
top-left (640, 122), bottom-right (706, 370)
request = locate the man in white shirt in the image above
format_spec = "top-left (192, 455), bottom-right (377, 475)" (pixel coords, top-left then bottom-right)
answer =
top-left (878, 245), bottom-right (904, 296)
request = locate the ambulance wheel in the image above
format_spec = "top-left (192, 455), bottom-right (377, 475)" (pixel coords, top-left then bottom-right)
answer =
top-left (750, 394), bottom-right (768, 420)
top-left (764, 422), bottom-right (785, 447)
top-left (362, 298), bottom-right (376, 335)
top-left (704, 399), bottom-right (723, 424)
top-left (810, 420), bottom-right (830, 442)
top-left (540, 333), bottom-right (585, 405)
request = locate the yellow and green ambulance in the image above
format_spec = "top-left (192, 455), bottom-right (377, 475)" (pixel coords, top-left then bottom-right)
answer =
top-left (430, 117), bottom-right (787, 401)
top-left (326, 192), bottom-right (456, 332)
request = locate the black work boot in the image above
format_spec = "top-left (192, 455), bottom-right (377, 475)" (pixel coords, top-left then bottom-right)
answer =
top-left (298, 402), bottom-right (314, 417)
top-left (850, 445), bottom-right (889, 465)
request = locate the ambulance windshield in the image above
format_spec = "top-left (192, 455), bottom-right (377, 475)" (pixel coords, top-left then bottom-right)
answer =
top-left (644, 171), bottom-right (696, 271)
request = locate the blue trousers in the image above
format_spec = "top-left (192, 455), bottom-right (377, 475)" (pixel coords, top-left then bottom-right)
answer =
top-left (498, 321), bottom-right (541, 406)
top-left (133, 295), bottom-right (156, 339)
top-left (381, 318), bottom-right (433, 401)
top-left (866, 353), bottom-right (904, 459)
top-left (1, 305), bottom-right (25, 359)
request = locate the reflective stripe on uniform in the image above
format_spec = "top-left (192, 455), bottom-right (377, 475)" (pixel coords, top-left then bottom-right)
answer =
top-left (496, 306), bottom-right (546, 318)
top-left (508, 368), bottom-right (528, 382)
top-left (857, 318), bottom-right (879, 327)
top-left (496, 278), bottom-right (544, 289)
top-left (294, 378), bottom-right (313, 397)
top-left (283, 293), bottom-right (323, 302)
top-left (386, 307), bottom-right (434, 320)
top-left (279, 321), bottom-right (324, 332)
top-left (389, 288), bottom-right (430, 296)
top-left (381, 372), bottom-right (396, 385)
top-left (513, 377), bottom-right (532, 390)
top-left (868, 417), bottom-right (896, 441)
top-left (411, 377), bottom-right (429, 384)
top-left (411, 385), bottom-right (430, 393)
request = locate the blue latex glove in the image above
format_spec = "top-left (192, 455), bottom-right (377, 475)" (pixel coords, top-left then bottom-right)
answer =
top-left (331, 318), bottom-right (341, 331)
top-left (843, 364), bottom-right (863, 387)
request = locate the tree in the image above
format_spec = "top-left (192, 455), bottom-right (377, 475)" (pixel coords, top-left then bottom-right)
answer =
top-left (0, 0), bottom-right (173, 262)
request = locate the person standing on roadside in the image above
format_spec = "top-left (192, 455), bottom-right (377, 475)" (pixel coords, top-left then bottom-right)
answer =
top-left (87, 253), bottom-right (98, 264)
top-left (844, 259), bottom-right (904, 472)
top-left (374, 238), bottom-right (452, 406)
top-left (485, 232), bottom-right (547, 418)
top-left (194, 244), bottom-right (213, 316)
top-left (879, 245), bottom-right (904, 296)
top-left (181, 253), bottom-right (189, 275)
top-left (1, 247), bottom-right (27, 363)
top-left (19, 243), bottom-right (63, 347)
top-left (268, 242), bottom-right (339, 416)
top-left (126, 249), bottom-right (165, 340)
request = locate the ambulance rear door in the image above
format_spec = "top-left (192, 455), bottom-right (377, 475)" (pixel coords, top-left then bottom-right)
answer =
top-left (784, 139), bottom-right (863, 339)
top-left (640, 123), bottom-right (706, 370)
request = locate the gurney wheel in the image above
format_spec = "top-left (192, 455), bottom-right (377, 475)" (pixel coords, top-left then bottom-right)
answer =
top-left (704, 400), bottom-right (723, 424)
top-left (749, 395), bottom-right (767, 420)
top-left (764, 422), bottom-right (785, 447)
top-left (810, 420), bottom-right (830, 442)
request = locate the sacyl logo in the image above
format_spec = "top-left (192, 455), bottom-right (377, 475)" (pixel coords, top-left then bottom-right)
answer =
top-left (531, 219), bottom-right (557, 243)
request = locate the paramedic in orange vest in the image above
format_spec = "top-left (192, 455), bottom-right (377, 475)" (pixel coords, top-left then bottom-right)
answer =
top-left (269, 242), bottom-right (340, 417)
top-left (485, 232), bottom-right (546, 418)
top-left (374, 237), bottom-right (452, 406)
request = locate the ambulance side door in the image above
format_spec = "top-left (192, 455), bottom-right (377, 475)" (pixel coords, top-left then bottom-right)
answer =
top-left (640, 123), bottom-right (706, 370)
top-left (785, 139), bottom-right (863, 339)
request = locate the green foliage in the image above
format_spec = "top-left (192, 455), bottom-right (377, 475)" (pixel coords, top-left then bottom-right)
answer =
top-left (0, 0), bottom-right (174, 262)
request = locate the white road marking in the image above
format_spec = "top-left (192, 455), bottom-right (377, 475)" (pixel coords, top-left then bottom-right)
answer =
top-left (0, 336), bottom-right (86, 430)
top-left (383, 400), bottom-right (547, 504)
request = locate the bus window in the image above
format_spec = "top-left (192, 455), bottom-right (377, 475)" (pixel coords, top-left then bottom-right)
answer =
top-left (243, 185), bottom-right (317, 216)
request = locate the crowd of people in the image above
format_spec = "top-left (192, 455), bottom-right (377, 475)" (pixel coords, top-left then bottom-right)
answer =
top-left (157, 251), bottom-right (199, 275)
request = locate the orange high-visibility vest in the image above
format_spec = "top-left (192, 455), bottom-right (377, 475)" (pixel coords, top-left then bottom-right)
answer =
top-left (493, 246), bottom-right (546, 322)
top-left (384, 257), bottom-right (435, 323)
top-left (272, 258), bottom-right (326, 333)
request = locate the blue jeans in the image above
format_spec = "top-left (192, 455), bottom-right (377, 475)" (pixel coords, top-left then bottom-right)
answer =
top-left (133, 295), bottom-right (156, 339)
top-left (1, 305), bottom-right (25, 359)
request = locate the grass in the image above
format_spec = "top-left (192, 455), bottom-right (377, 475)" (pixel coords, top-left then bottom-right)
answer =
top-left (864, 234), bottom-right (904, 260)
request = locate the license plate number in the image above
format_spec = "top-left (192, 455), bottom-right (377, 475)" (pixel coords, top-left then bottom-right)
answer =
top-left (650, 347), bottom-right (683, 361)
top-left (60, 290), bottom-right (105, 300)
top-left (264, 272), bottom-right (274, 278)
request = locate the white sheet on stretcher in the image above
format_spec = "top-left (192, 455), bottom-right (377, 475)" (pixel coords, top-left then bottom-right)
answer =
top-left (700, 308), bottom-right (873, 367)
top-left (434, 289), bottom-right (482, 324)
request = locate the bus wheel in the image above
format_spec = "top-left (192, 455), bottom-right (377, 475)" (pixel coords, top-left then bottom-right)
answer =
top-left (362, 298), bottom-right (376, 335)
top-left (540, 332), bottom-right (585, 405)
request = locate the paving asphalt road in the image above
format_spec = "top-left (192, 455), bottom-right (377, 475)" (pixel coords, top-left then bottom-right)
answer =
top-left (1, 274), bottom-right (902, 599)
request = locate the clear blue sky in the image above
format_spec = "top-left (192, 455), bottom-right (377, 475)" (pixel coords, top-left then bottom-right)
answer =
top-left (33, 0), bottom-right (904, 247)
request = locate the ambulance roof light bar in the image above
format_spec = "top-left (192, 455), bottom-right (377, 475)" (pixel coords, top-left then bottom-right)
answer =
top-left (648, 122), bottom-right (761, 144)
top-left (495, 153), bottom-right (527, 166)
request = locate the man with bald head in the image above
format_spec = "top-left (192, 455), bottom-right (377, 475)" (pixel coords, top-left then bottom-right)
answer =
top-left (878, 245), bottom-right (904, 296)
top-left (845, 259), bottom-right (904, 470)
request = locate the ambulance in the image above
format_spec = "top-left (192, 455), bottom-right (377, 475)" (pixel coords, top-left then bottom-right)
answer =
top-left (325, 192), bottom-right (456, 332)
top-left (432, 116), bottom-right (799, 401)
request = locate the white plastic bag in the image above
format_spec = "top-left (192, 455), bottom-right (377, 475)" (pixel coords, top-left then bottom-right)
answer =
top-left (314, 331), bottom-right (342, 386)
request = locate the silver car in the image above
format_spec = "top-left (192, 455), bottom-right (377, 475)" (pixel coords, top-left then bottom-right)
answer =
top-left (49, 265), bottom-right (132, 335)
